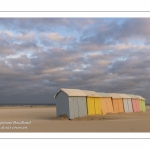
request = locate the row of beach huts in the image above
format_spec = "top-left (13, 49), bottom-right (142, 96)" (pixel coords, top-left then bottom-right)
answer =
top-left (54, 88), bottom-right (146, 119)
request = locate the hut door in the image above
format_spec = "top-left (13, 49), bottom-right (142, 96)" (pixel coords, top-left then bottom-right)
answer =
top-left (136, 100), bottom-right (141, 112)
top-left (87, 97), bottom-right (95, 115)
top-left (123, 99), bottom-right (129, 113)
top-left (94, 97), bottom-right (102, 115)
top-left (77, 97), bottom-right (87, 117)
top-left (127, 99), bottom-right (133, 112)
top-left (101, 98), bottom-right (107, 115)
top-left (132, 99), bottom-right (137, 112)
top-left (106, 98), bottom-right (114, 113)
top-left (112, 99), bottom-right (119, 113)
top-left (69, 97), bottom-right (79, 119)
top-left (117, 99), bottom-right (124, 113)
top-left (142, 101), bottom-right (146, 112)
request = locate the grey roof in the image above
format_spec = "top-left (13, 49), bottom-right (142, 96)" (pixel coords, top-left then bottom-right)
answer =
top-left (97, 92), bottom-right (111, 98)
top-left (107, 93), bottom-right (122, 98)
top-left (81, 90), bottom-right (101, 97)
top-left (54, 88), bottom-right (87, 98)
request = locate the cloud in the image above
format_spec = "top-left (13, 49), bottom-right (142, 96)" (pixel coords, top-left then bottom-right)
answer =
top-left (0, 18), bottom-right (150, 104)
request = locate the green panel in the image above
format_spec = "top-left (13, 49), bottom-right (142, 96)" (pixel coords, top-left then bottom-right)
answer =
top-left (139, 100), bottom-right (143, 111)
top-left (142, 101), bottom-right (146, 112)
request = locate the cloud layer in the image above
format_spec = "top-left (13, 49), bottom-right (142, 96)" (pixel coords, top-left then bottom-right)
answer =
top-left (0, 18), bottom-right (150, 104)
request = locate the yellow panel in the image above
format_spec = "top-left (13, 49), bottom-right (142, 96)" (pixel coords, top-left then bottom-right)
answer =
top-left (117, 99), bottom-right (124, 113)
top-left (101, 98), bottom-right (107, 115)
top-left (87, 97), bottom-right (95, 115)
top-left (94, 97), bottom-right (102, 115)
top-left (106, 98), bottom-right (114, 113)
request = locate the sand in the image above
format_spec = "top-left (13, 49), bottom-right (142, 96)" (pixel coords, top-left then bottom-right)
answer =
top-left (0, 105), bottom-right (150, 132)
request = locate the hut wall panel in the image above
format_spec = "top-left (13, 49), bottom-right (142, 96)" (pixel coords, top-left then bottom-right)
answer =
top-left (87, 97), bottom-right (95, 115)
top-left (101, 98), bottom-right (107, 115)
top-left (117, 99), bottom-right (124, 113)
top-left (69, 97), bottom-right (79, 119)
top-left (132, 99), bottom-right (138, 112)
top-left (142, 101), bottom-right (146, 112)
top-left (94, 97), bottom-right (102, 115)
top-left (56, 91), bottom-right (70, 118)
top-left (106, 98), bottom-right (114, 113)
top-left (90, 97), bottom-right (96, 115)
top-left (135, 99), bottom-right (141, 112)
top-left (139, 100), bottom-right (143, 112)
top-left (112, 99), bottom-right (119, 113)
top-left (123, 99), bottom-right (129, 113)
top-left (77, 97), bottom-right (87, 117)
top-left (127, 99), bottom-right (133, 112)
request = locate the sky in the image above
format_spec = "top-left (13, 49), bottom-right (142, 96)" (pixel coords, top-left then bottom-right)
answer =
top-left (0, 18), bottom-right (150, 104)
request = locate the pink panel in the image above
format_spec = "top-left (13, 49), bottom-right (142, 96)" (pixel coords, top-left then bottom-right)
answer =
top-left (135, 99), bottom-right (140, 112)
top-left (132, 99), bottom-right (138, 112)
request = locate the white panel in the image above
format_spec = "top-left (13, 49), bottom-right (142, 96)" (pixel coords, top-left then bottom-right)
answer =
top-left (123, 99), bottom-right (129, 113)
top-left (77, 97), bottom-right (87, 117)
top-left (127, 99), bottom-right (133, 112)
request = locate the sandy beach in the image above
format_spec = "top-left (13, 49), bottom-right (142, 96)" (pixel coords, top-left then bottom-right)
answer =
top-left (0, 105), bottom-right (150, 132)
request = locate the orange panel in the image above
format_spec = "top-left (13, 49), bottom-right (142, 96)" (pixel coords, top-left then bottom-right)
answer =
top-left (106, 98), bottom-right (114, 113)
top-left (112, 99), bottom-right (119, 113)
top-left (101, 98), bottom-right (107, 115)
top-left (117, 99), bottom-right (124, 113)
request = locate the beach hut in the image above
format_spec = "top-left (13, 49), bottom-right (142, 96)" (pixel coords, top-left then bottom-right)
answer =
top-left (134, 95), bottom-right (146, 112)
top-left (108, 93), bottom-right (124, 113)
top-left (128, 94), bottom-right (141, 112)
top-left (54, 88), bottom-right (87, 119)
top-left (81, 90), bottom-right (102, 115)
top-left (118, 93), bottom-right (133, 113)
top-left (97, 92), bottom-right (114, 115)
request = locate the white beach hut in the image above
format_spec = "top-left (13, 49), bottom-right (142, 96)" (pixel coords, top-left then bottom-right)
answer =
top-left (54, 88), bottom-right (87, 119)
top-left (118, 93), bottom-right (133, 113)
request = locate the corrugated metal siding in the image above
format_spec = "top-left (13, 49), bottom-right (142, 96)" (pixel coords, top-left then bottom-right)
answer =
top-left (136, 100), bottom-right (141, 112)
top-left (94, 97), bottom-right (102, 115)
top-left (123, 99), bottom-right (129, 113)
top-left (112, 99), bottom-right (119, 113)
top-left (55, 91), bottom-right (70, 118)
top-left (112, 98), bottom-right (124, 113)
top-left (101, 98), bottom-right (107, 115)
top-left (118, 99), bottom-right (124, 113)
top-left (106, 98), bottom-right (114, 113)
top-left (69, 97), bottom-right (79, 119)
top-left (132, 99), bottom-right (138, 112)
top-left (77, 97), bottom-right (87, 117)
top-left (128, 99), bottom-right (133, 112)
top-left (87, 97), bottom-right (95, 115)
top-left (142, 101), bottom-right (146, 112)
top-left (139, 100), bottom-right (143, 111)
